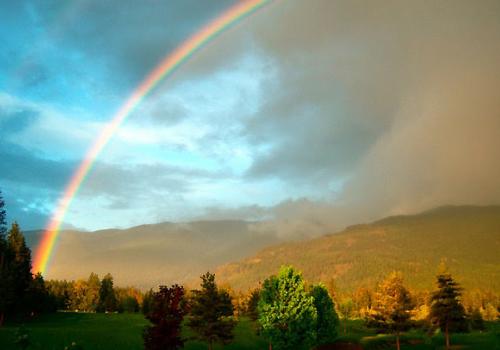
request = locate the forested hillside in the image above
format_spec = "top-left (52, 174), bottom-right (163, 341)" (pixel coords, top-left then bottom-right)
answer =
top-left (217, 206), bottom-right (500, 293)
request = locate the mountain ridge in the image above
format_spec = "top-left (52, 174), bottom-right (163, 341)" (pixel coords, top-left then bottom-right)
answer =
top-left (216, 205), bottom-right (500, 293)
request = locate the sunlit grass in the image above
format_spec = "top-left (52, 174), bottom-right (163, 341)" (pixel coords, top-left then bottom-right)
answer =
top-left (0, 313), bottom-right (498, 350)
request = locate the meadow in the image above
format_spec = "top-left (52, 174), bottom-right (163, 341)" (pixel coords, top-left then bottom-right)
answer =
top-left (0, 313), bottom-right (498, 350)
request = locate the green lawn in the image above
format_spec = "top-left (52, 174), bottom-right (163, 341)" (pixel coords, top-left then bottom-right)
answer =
top-left (0, 313), bottom-right (267, 350)
top-left (0, 314), bottom-right (498, 350)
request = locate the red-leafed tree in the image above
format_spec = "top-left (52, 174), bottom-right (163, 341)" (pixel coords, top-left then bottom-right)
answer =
top-left (143, 284), bottom-right (187, 350)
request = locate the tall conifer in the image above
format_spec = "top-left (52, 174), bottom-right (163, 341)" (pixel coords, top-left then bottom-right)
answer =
top-left (429, 272), bottom-right (467, 350)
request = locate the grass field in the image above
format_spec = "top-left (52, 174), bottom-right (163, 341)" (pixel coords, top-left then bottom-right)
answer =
top-left (0, 313), bottom-right (498, 350)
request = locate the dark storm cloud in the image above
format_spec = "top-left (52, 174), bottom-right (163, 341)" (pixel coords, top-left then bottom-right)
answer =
top-left (190, 0), bottom-right (500, 226)
top-left (0, 144), bottom-right (74, 190)
top-left (30, 0), bottom-right (237, 86)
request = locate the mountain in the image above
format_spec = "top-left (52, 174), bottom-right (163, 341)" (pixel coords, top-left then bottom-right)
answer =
top-left (216, 205), bottom-right (500, 293)
top-left (24, 220), bottom-right (283, 289)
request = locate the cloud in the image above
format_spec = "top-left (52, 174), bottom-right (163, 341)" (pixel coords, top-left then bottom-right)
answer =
top-left (2, 0), bottom-right (500, 233)
top-left (188, 0), bottom-right (500, 231)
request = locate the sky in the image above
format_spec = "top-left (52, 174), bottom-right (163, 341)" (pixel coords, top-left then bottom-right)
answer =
top-left (1, 0), bottom-right (500, 233)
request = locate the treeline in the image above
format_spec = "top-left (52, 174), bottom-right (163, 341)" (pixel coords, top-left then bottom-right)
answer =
top-left (0, 192), bottom-right (53, 326)
top-left (143, 265), bottom-right (498, 350)
top-left (46, 273), bottom-right (143, 313)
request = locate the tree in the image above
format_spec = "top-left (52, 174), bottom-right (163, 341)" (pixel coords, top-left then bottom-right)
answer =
top-left (338, 298), bottom-right (355, 334)
top-left (85, 273), bottom-right (101, 312)
top-left (97, 273), bottom-right (117, 312)
top-left (469, 307), bottom-right (485, 331)
top-left (310, 284), bottom-right (339, 346)
top-left (368, 272), bottom-right (414, 350)
top-left (0, 189), bottom-right (10, 326)
top-left (258, 266), bottom-right (317, 350)
top-left (25, 273), bottom-right (55, 315)
top-left (7, 222), bottom-right (33, 317)
top-left (245, 288), bottom-right (260, 322)
top-left (187, 272), bottom-right (235, 350)
top-left (143, 284), bottom-right (187, 350)
top-left (142, 289), bottom-right (154, 315)
top-left (429, 272), bottom-right (467, 350)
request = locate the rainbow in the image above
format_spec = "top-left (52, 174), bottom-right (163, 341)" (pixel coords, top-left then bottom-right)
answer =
top-left (33, 0), bottom-right (271, 274)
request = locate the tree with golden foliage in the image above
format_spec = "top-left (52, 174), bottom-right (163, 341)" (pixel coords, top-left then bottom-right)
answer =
top-left (368, 272), bottom-right (414, 350)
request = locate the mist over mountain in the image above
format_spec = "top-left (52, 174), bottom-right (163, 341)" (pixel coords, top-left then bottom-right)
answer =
top-left (25, 220), bottom-right (285, 289)
top-left (25, 205), bottom-right (500, 292)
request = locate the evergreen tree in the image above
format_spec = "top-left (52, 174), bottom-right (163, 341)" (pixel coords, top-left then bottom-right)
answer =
top-left (258, 266), bottom-right (317, 350)
top-left (245, 288), bottom-right (260, 322)
top-left (0, 190), bottom-right (10, 326)
top-left (429, 272), bottom-right (467, 349)
top-left (25, 273), bottom-right (55, 315)
top-left (310, 284), bottom-right (339, 346)
top-left (7, 222), bottom-right (33, 317)
top-left (469, 307), bottom-right (485, 331)
top-left (0, 190), bottom-right (8, 327)
top-left (97, 273), bottom-right (117, 312)
top-left (187, 272), bottom-right (235, 350)
top-left (368, 272), bottom-right (414, 350)
top-left (143, 284), bottom-right (187, 350)
top-left (85, 273), bottom-right (101, 312)
top-left (142, 289), bottom-right (154, 315)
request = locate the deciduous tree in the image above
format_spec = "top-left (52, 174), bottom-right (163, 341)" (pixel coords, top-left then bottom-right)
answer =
top-left (310, 284), bottom-right (339, 346)
top-left (338, 298), bottom-right (354, 334)
top-left (258, 266), bottom-right (317, 350)
top-left (143, 284), bottom-right (187, 350)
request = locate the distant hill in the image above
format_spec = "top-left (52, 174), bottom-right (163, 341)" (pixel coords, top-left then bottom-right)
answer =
top-left (24, 220), bottom-right (283, 289)
top-left (216, 205), bottom-right (500, 293)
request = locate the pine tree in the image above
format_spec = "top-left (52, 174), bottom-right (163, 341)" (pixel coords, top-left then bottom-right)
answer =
top-left (258, 266), bottom-right (317, 350)
top-left (85, 273), bottom-right (101, 312)
top-left (97, 273), bottom-right (117, 312)
top-left (7, 222), bottom-right (33, 317)
top-left (142, 289), bottom-right (155, 315)
top-left (429, 272), bottom-right (467, 349)
top-left (368, 272), bottom-right (414, 350)
top-left (187, 272), bottom-right (235, 350)
top-left (25, 273), bottom-right (55, 315)
top-left (245, 288), bottom-right (260, 322)
top-left (0, 190), bottom-right (10, 326)
top-left (143, 284), bottom-right (187, 350)
top-left (310, 284), bottom-right (339, 346)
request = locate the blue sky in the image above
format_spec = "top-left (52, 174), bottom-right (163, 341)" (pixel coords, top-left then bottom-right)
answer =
top-left (1, 0), bottom-right (500, 232)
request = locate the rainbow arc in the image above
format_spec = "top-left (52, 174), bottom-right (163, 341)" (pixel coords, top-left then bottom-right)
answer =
top-left (33, 0), bottom-right (271, 274)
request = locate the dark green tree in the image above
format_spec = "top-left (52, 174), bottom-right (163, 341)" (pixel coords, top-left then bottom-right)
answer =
top-left (310, 284), bottom-right (339, 346)
top-left (368, 272), bottom-right (414, 350)
top-left (0, 189), bottom-right (11, 326)
top-left (7, 222), bottom-right (33, 317)
top-left (25, 273), bottom-right (56, 315)
top-left (142, 289), bottom-right (154, 315)
top-left (258, 266), bottom-right (317, 350)
top-left (429, 272), bottom-right (467, 349)
top-left (187, 272), bottom-right (235, 350)
top-left (245, 288), bottom-right (260, 322)
top-left (120, 296), bottom-right (140, 313)
top-left (143, 284), bottom-right (187, 350)
top-left (97, 273), bottom-right (117, 312)
top-left (469, 307), bottom-right (485, 331)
